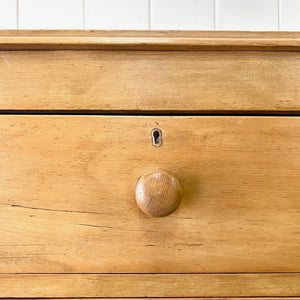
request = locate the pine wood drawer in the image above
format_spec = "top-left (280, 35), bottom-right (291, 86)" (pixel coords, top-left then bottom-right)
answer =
top-left (1, 274), bottom-right (300, 298)
top-left (0, 115), bottom-right (299, 275)
top-left (0, 31), bottom-right (299, 113)
top-left (1, 31), bottom-right (300, 298)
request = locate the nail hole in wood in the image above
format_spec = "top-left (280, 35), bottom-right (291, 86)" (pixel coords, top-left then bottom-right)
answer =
top-left (152, 128), bottom-right (162, 147)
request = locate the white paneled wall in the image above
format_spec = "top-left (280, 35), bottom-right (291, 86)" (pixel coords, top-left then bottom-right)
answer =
top-left (216, 0), bottom-right (279, 31)
top-left (0, 0), bottom-right (17, 29)
top-left (19, 0), bottom-right (83, 29)
top-left (280, 0), bottom-right (300, 30)
top-left (151, 0), bottom-right (214, 30)
top-left (85, 0), bottom-right (149, 29)
top-left (0, 0), bottom-right (299, 30)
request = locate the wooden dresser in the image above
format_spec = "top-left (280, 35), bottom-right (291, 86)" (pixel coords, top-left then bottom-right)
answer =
top-left (0, 30), bottom-right (299, 299)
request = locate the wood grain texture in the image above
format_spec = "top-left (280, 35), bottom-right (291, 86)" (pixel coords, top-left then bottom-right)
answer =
top-left (136, 170), bottom-right (183, 217)
top-left (0, 30), bottom-right (299, 50)
top-left (0, 274), bottom-right (299, 297)
top-left (0, 116), bottom-right (299, 273)
top-left (0, 51), bottom-right (299, 111)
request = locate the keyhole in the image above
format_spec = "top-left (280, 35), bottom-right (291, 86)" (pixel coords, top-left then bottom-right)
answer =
top-left (152, 128), bottom-right (162, 147)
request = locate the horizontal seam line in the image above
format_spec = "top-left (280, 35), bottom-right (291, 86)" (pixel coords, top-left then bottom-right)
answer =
top-left (0, 111), bottom-right (300, 117)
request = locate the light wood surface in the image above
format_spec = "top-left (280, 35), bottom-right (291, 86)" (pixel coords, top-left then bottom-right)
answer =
top-left (0, 50), bottom-right (299, 111)
top-left (1, 30), bottom-right (299, 298)
top-left (0, 274), bottom-right (299, 297)
top-left (0, 30), bottom-right (299, 50)
top-left (0, 116), bottom-right (299, 273)
top-left (136, 170), bottom-right (183, 217)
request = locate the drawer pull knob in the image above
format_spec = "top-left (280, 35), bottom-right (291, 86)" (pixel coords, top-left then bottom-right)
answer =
top-left (135, 171), bottom-right (182, 217)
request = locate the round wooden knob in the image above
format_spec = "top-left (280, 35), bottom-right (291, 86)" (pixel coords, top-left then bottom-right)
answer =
top-left (135, 171), bottom-right (183, 217)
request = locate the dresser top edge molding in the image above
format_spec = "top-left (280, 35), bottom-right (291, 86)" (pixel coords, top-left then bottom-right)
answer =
top-left (0, 30), bottom-right (299, 51)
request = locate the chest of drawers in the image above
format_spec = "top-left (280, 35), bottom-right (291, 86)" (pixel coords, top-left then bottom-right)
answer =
top-left (0, 30), bottom-right (299, 298)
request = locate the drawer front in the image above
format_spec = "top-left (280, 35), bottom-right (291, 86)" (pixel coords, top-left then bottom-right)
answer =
top-left (1, 274), bottom-right (300, 298)
top-left (0, 50), bottom-right (299, 112)
top-left (0, 116), bottom-right (299, 273)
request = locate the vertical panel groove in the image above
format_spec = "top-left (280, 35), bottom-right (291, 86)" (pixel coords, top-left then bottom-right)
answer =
top-left (214, 0), bottom-right (217, 30)
top-left (278, 0), bottom-right (281, 30)
top-left (149, 0), bottom-right (151, 29)
top-left (83, 0), bottom-right (85, 29)
top-left (16, 0), bottom-right (19, 29)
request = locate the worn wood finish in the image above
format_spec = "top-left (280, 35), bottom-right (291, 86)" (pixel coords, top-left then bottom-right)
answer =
top-left (0, 51), bottom-right (299, 111)
top-left (0, 274), bottom-right (299, 298)
top-left (0, 116), bottom-right (299, 273)
top-left (136, 170), bottom-right (183, 217)
top-left (0, 30), bottom-right (299, 50)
